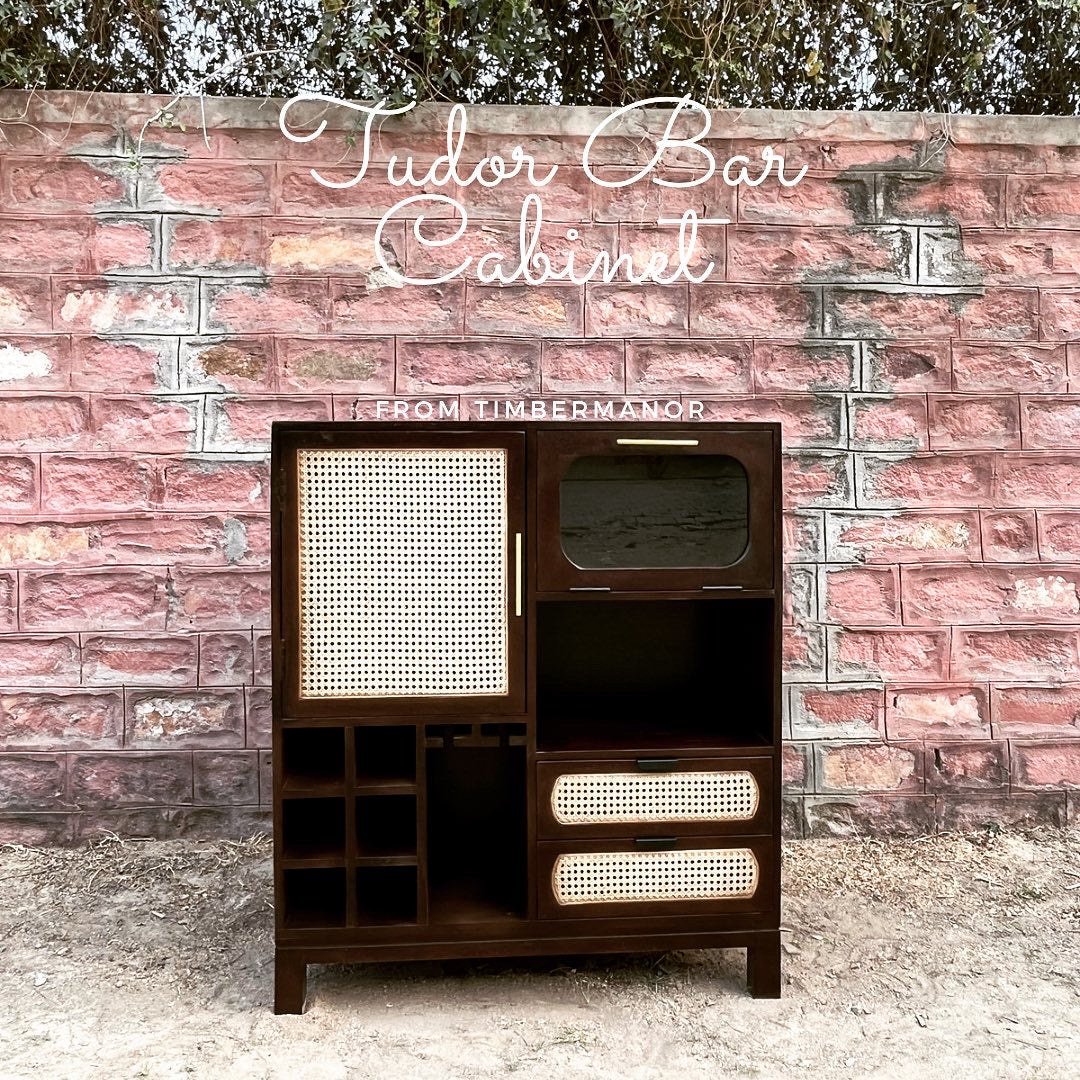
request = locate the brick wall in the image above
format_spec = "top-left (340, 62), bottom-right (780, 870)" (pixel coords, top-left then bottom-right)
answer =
top-left (1, 92), bottom-right (1079, 843)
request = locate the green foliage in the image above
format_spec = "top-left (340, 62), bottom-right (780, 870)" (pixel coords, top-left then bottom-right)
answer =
top-left (1, 0), bottom-right (1080, 113)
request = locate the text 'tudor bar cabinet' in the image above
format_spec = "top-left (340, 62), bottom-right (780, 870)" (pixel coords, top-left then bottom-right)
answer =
top-left (271, 421), bottom-right (782, 1012)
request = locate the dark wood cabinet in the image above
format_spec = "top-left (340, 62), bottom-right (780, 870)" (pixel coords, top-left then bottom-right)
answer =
top-left (272, 421), bottom-right (783, 1013)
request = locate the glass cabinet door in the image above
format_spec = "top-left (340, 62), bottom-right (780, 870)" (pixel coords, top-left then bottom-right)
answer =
top-left (537, 429), bottom-right (776, 592)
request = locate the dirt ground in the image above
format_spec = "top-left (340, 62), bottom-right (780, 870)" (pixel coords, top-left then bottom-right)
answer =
top-left (0, 828), bottom-right (1077, 1080)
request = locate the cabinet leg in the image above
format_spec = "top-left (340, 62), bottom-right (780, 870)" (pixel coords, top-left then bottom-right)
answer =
top-left (747, 932), bottom-right (781, 999)
top-left (275, 950), bottom-right (308, 1014)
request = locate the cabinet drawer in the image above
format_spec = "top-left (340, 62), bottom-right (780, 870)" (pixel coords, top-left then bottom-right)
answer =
top-left (538, 836), bottom-right (774, 919)
top-left (536, 757), bottom-right (772, 839)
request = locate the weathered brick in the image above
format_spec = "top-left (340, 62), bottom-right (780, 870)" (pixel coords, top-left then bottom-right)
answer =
top-left (1038, 511), bottom-right (1080, 560)
top-left (784, 511), bottom-right (825, 561)
top-left (0, 813), bottom-right (71, 845)
top-left (127, 688), bottom-right (245, 748)
top-left (929, 395), bottom-right (1020, 450)
top-left (618, 223), bottom-right (724, 282)
top-left (192, 750), bottom-right (259, 804)
top-left (143, 161), bottom-right (273, 214)
top-left (267, 219), bottom-right (407, 275)
top-left (259, 749), bottom-right (272, 804)
top-left (951, 343), bottom-right (1066, 393)
top-left (1008, 176), bottom-right (1080, 228)
top-left (0, 689), bottom-right (123, 749)
top-left (849, 395), bottom-right (928, 451)
top-left (737, 171), bottom-right (873, 226)
top-left (878, 173), bottom-right (1005, 226)
top-left (816, 743), bottom-right (922, 793)
top-left (955, 229), bottom-right (1080, 286)
top-left (1021, 397), bottom-right (1080, 449)
top-left (917, 227), bottom-right (985, 287)
top-left (54, 278), bottom-right (197, 334)
top-left (82, 634), bottom-right (197, 686)
top-left (0, 454), bottom-right (37, 509)
top-left (0, 755), bottom-right (66, 810)
top-left (820, 565), bottom-right (900, 625)
top-left (830, 627), bottom-right (949, 682)
top-left (276, 337), bottom-right (394, 394)
top-left (331, 281), bottom-right (462, 334)
top-left (541, 340), bottom-right (624, 393)
top-left (980, 511), bottom-right (1038, 563)
top-left (826, 510), bottom-right (981, 564)
top-left (466, 285), bottom-right (584, 337)
top-left (161, 457), bottom-right (269, 511)
top-left (782, 743), bottom-right (812, 792)
top-left (782, 622), bottom-right (825, 681)
top-left (784, 564), bottom-right (817, 625)
top-left (625, 339), bottom-right (750, 394)
top-left (165, 216), bottom-right (264, 272)
top-left (277, 165), bottom-right (455, 218)
top-left (591, 166), bottom-right (728, 223)
top-left (783, 451), bottom-right (852, 508)
top-left (824, 286), bottom-right (963, 339)
top-left (858, 452), bottom-right (993, 508)
top-left (0, 570), bottom-right (13, 630)
top-left (253, 633), bottom-right (272, 686)
top-left (90, 217), bottom-right (156, 274)
top-left (936, 793), bottom-right (1067, 832)
top-left (863, 340), bottom-right (951, 392)
top-left (753, 340), bottom-right (858, 393)
top-left (246, 686), bottom-right (272, 748)
top-left (0, 276), bottom-right (52, 332)
top-left (204, 278), bottom-right (328, 334)
top-left (959, 288), bottom-right (1040, 341)
top-left (204, 395), bottom-right (332, 452)
top-left (691, 283), bottom-right (817, 336)
top-left (40, 455), bottom-right (161, 512)
top-left (696, 396), bottom-right (843, 448)
top-left (790, 684), bottom-right (883, 739)
top-left (180, 337), bottom-right (273, 392)
top-left (886, 686), bottom-right (990, 739)
top-left (22, 568), bottom-right (168, 631)
top-left (996, 454), bottom-right (1080, 508)
top-left (904, 565), bottom-right (1080, 626)
top-left (586, 283), bottom-right (688, 336)
top-left (804, 794), bottom-right (936, 838)
top-left (3, 157), bottom-right (129, 212)
top-left (70, 752), bottom-right (192, 807)
top-left (89, 395), bottom-right (200, 452)
top-left (926, 743), bottom-right (1008, 790)
top-left (728, 224), bottom-right (914, 283)
top-left (0, 216), bottom-right (90, 273)
top-left (0, 335), bottom-right (70, 390)
top-left (992, 685), bottom-right (1080, 738)
top-left (69, 336), bottom-right (175, 392)
top-left (167, 567), bottom-right (270, 631)
top-left (0, 394), bottom-right (88, 451)
top-left (397, 337), bottom-right (539, 394)
top-left (0, 635), bottom-right (80, 686)
top-left (952, 628), bottom-right (1080, 681)
top-left (199, 631), bottom-right (254, 685)
top-left (1011, 742), bottom-right (1080, 788)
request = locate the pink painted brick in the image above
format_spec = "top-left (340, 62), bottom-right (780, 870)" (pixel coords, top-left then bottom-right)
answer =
top-left (626, 339), bottom-right (751, 394)
top-left (951, 343), bottom-right (1066, 393)
top-left (1021, 397), bottom-right (1080, 449)
top-left (267, 218), bottom-right (407, 275)
top-left (69, 337), bottom-right (175, 393)
top-left (782, 743), bottom-right (811, 793)
top-left (0, 571), bottom-right (13, 630)
top-left (992, 685), bottom-right (1080, 738)
top-left (53, 278), bottom-right (196, 334)
top-left (161, 458), bottom-right (269, 511)
top-left (277, 165), bottom-right (456, 218)
top-left (952, 628), bottom-right (1080, 681)
top-left (166, 216), bottom-right (264, 272)
top-left (878, 173), bottom-right (1005, 227)
top-left (180, 337), bottom-right (273, 392)
top-left (0, 335), bottom-right (71, 390)
top-left (958, 229), bottom-right (1080, 286)
top-left (254, 632), bottom-right (272, 686)
top-left (127, 688), bottom-right (246, 748)
top-left (41, 455), bottom-right (161, 512)
top-left (21, 568), bottom-right (168, 631)
top-left (886, 686), bottom-right (990, 739)
top-left (959, 288), bottom-right (1040, 341)
top-left (782, 451), bottom-right (852, 508)
top-left (826, 510), bottom-right (981, 564)
top-left (204, 278), bottom-right (328, 334)
top-left (691, 283), bottom-right (816, 336)
top-left (466, 285), bottom-right (584, 337)
top-left (397, 337), bottom-right (539, 394)
top-left (82, 634), bottom-right (198, 686)
top-left (70, 751), bottom-right (191, 807)
top-left (204, 395), bottom-right (332, 452)
top-left (0, 394), bottom-right (88, 451)
top-left (0, 216), bottom-right (90, 273)
top-left (830, 627), bottom-right (949, 682)
top-left (784, 511), bottom-right (825, 561)
top-left (1038, 511), bottom-right (1080, 561)
top-left (199, 631), bottom-right (254, 685)
top-left (1008, 176), bottom-right (1080, 228)
top-left (864, 340), bottom-right (951, 392)
top-left (980, 511), bottom-right (1038, 563)
top-left (167, 567), bottom-right (270, 631)
top-left (0, 276), bottom-right (52, 332)
top-left (146, 161), bottom-right (273, 214)
top-left (816, 742), bottom-right (923, 794)
top-left (826, 286), bottom-right (967, 339)
top-left (696, 396), bottom-right (842, 448)
top-left (460, 165), bottom-right (591, 222)
top-left (592, 166), bottom-right (730, 223)
top-left (1011, 742), bottom-right (1080, 789)
top-left (928, 395), bottom-right (1020, 450)
top-left (859, 453), bottom-right (993, 508)
top-left (737, 172), bottom-right (873, 226)
top-left (849, 395), bottom-right (928, 451)
top-left (926, 742), bottom-right (1008, 790)
top-left (540, 340), bottom-right (624, 393)
top-left (246, 686), bottom-right (272, 748)
top-left (276, 337), bottom-right (394, 394)
top-left (618, 223), bottom-right (724, 282)
top-left (587, 284), bottom-right (688, 336)
top-left (0, 454), bottom-right (37, 510)
top-left (3, 157), bottom-right (128, 212)
top-left (0, 689), bottom-right (123, 749)
top-left (0, 635), bottom-right (80, 686)
top-left (996, 454), bottom-right (1080, 508)
top-left (90, 218), bottom-right (155, 274)
top-left (753, 340), bottom-right (858, 393)
top-left (782, 622), bottom-right (826, 681)
top-left (821, 565), bottom-right (900, 625)
top-left (789, 684), bottom-right (883, 739)
top-left (89, 395), bottom-right (200, 452)
top-left (331, 281), bottom-right (462, 334)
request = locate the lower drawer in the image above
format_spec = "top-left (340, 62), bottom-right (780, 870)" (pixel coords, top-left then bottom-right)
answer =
top-left (537, 836), bottom-right (775, 920)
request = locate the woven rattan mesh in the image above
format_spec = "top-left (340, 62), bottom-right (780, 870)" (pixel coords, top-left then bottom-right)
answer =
top-left (297, 448), bottom-right (509, 698)
top-left (552, 848), bottom-right (759, 905)
top-left (551, 770), bottom-right (758, 825)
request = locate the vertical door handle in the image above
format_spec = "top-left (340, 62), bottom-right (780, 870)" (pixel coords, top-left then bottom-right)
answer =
top-left (514, 532), bottom-right (522, 617)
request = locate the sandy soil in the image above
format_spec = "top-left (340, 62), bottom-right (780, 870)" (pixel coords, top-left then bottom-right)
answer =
top-left (0, 827), bottom-right (1077, 1079)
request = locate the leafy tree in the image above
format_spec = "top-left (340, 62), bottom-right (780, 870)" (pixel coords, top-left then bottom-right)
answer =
top-left (2, 0), bottom-right (1080, 113)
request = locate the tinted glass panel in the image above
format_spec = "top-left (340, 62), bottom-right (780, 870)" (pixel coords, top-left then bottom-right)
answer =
top-left (559, 454), bottom-right (749, 569)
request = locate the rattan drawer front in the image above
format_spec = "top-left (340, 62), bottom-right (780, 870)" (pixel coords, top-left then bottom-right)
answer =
top-left (537, 836), bottom-right (774, 919)
top-left (536, 757), bottom-right (772, 839)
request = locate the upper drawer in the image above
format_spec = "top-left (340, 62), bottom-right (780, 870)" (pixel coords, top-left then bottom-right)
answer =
top-left (535, 428), bottom-right (777, 593)
top-left (536, 756), bottom-right (773, 839)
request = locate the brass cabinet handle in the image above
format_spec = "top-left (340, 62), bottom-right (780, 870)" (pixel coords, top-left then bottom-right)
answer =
top-left (615, 438), bottom-right (699, 447)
